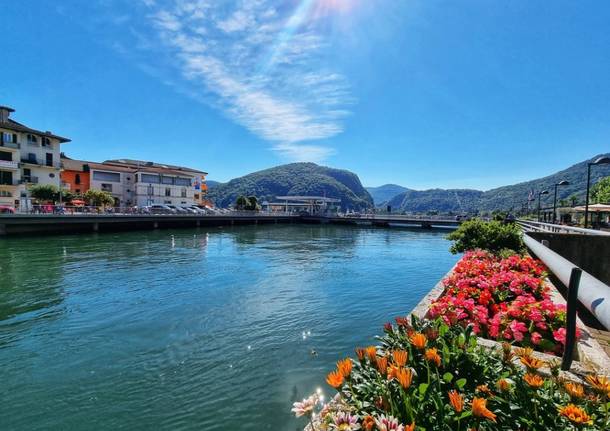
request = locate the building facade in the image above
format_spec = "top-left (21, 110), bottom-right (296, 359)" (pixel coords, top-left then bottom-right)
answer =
top-left (0, 105), bottom-right (70, 209)
top-left (60, 156), bottom-right (91, 195)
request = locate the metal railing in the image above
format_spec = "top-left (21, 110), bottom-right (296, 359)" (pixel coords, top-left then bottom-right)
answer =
top-left (20, 158), bottom-right (61, 169)
top-left (518, 219), bottom-right (610, 236)
top-left (0, 160), bottom-right (19, 169)
top-left (0, 141), bottom-right (20, 150)
top-left (19, 176), bottom-right (39, 184)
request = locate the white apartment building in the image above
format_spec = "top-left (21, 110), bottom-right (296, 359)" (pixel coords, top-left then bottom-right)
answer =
top-left (0, 105), bottom-right (69, 209)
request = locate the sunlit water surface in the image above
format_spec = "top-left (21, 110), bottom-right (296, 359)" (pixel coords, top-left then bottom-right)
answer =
top-left (0, 225), bottom-right (458, 430)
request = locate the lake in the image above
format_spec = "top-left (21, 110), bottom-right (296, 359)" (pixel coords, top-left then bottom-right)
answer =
top-left (0, 225), bottom-right (458, 430)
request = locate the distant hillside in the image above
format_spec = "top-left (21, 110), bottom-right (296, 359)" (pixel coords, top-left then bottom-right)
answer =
top-left (386, 154), bottom-right (610, 213)
top-left (206, 180), bottom-right (221, 189)
top-left (366, 184), bottom-right (409, 206)
top-left (207, 163), bottom-right (373, 210)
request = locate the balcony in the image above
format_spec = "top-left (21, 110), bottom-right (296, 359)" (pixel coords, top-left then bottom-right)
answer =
top-left (0, 180), bottom-right (19, 187)
top-left (20, 158), bottom-right (60, 169)
top-left (20, 176), bottom-right (39, 184)
top-left (0, 160), bottom-right (19, 170)
top-left (0, 141), bottom-right (20, 150)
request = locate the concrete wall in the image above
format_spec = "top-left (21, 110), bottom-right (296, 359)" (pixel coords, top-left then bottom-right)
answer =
top-left (529, 232), bottom-right (610, 285)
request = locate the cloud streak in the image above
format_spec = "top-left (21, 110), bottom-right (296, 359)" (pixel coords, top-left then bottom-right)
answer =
top-left (135, 0), bottom-right (352, 162)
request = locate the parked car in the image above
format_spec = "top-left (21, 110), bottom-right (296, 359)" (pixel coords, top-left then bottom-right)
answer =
top-left (0, 205), bottom-right (15, 214)
top-left (166, 205), bottom-right (188, 214)
top-left (188, 206), bottom-right (207, 214)
top-left (149, 204), bottom-right (175, 214)
top-left (180, 206), bottom-right (199, 214)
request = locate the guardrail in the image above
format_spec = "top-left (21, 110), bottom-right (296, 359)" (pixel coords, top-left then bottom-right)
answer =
top-left (523, 233), bottom-right (610, 330)
top-left (518, 219), bottom-right (610, 236)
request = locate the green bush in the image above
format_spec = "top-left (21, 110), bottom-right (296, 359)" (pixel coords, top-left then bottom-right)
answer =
top-left (447, 219), bottom-right (524, 255)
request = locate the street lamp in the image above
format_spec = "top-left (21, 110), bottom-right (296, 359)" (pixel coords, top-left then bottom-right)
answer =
top-left (537, 190), bottom-right (549, 222)
top-left (585, 156), bottom-right (610, 228)
top-left (552, 180), bottom-right (570, 224)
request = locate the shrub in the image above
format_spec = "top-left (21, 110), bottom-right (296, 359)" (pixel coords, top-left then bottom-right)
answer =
top-left (447, 219), bottom-right (524, 255)
top-left (298, 316), bottom-right (609, 430)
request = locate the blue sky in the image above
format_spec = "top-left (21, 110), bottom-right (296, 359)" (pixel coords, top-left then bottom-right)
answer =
top-left (2, 0), bottom-right (610, 189)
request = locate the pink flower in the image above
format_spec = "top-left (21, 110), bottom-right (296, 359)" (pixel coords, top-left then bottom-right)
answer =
top-left (531, 332), bottom-right (542, 345)
top-left (553, 328), bottom-right (567, 345)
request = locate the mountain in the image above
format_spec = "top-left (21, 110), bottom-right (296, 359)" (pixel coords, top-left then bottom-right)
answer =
top-left (207, 163), bottom-right (374, 210)
top-left (206, 180), bottom-right (222, 189)
top-left (386, 153), bottom-right (610, 213)
top-left (366, 184), bottom-right (409, 206)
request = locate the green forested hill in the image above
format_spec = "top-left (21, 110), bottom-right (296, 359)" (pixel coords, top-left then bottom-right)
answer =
top-left (207, 163), bottom-right (373, 210)
top-left (384, 154), bottom-right (610, 213)
top-left (366, 184), bottom-right (410, 206)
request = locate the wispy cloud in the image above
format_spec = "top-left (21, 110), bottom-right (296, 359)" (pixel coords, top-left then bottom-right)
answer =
top-left (126, 0), bottom-right (353, 162)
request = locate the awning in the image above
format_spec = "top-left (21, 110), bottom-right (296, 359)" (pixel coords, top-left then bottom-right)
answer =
top-left (573, 203), bottom-right (610, 212)
top-left (71, 199), bottom-right (86, 206)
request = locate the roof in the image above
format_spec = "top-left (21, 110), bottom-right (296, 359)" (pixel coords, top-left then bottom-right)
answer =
top-left (573, 204), bottom-right (610, 212)
top-left (276, 196), bottom-right (341, 203)
top-left (104, 159), bottom-right (207, 175)
top-left (0, 118), bottom-right (71, 143)
top-left (87, 162), bottom-right (137, 173)
top-left (61, 157), bottom-right (90, 171)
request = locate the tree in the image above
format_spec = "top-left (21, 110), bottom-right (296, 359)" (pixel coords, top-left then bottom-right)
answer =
top-left (591, 177), bottom-right (610, 204)
top-left (29, 184), bottom-right (59, 203)
top-left (568, 194), bottom-right (579, 207)
top-left (558, 198), bottom-right (568, 208)
top-left (246, 196), bottom-right (260, 211)
top-left (83, 189), bottom-right (115, 207)
top-left (446, 219), bottom-right (525, 255)
top-left (235, 195), bottom-right (249, 210)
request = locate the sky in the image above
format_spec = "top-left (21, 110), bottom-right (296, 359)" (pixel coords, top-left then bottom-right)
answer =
top-left (2, 0), bottom-right (610, 190)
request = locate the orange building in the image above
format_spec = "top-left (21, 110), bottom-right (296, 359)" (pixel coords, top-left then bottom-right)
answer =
top-left (60, 156), bottom-right (90, 195)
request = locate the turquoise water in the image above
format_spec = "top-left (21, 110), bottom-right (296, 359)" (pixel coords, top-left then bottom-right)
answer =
top-left (0, 225), bottom-right (457, 430)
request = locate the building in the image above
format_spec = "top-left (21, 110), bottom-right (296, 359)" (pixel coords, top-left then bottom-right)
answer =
top-left (0, 105), bottom-right (70, 209)
top-left (60, 156), bottom-right (91, 195)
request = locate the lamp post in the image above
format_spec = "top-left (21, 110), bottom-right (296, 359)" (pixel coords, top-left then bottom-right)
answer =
top-left (537, 190), bottom-right (549, 222)
top-left (552, 180), bottom-right (569, 224)
top-left (585, 156), bottom-right (610, 228)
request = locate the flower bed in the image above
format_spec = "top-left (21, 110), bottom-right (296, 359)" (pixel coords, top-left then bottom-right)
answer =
top-left (293, 317), bottom-right (610, 430)
top-left (427, 250), bottom-right (576, 355)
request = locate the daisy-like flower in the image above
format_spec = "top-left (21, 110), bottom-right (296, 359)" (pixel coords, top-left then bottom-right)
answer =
top-left (392, 350), bottom-right (408, 367)
top-left (330, 412), bottom-right (361, 431)
top-left (523, 373), bottom-right (545, 389)
top-left (366, 346), bottom-right (378, 363)
top-left (362, 415), bottom-right (375, 431)
top-left (374, 414), bottom-right (406, 431)
top-left (585, 374), bottom-right (610, 395)
top-left (376, 356), bottom-right (388, 375)
top-left (563, 381), bottom-right (584, 399)
top-left (515, 347), bottom-right (534, 358)
top-left (448, 390), bottom-right (464, 413)
top-left (476, 384), bottom-right (492, 396)
top-left (409, 333), bottom-right (427, 350)
top-left (558, 404), bottom-right (593, 425)
top-left (496, 378), bottom-right (512, 392)
top-left (355, 347), bottom-right (366, 361)
top-left (520, 355), bottom-right (545, 372)
top-left (394, 367), bottom-right (413, 389)
top-left (471, 397), bottom-right (497, 422)
top-left (291, 394), bottom-right (318, 418)
top-left (425, 348), bottom-right (441, 367)
top-left (326, 370), bottom-right (345, 389)
top-left (337, 358), bottom-right (353, 378)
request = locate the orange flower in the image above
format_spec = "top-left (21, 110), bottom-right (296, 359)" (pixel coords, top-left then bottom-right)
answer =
top-left (366, 346), bottom-right (378, 363)
top-left (337, 358), bottom-right (352, 377)
top-left (558, 404), bottom-right (593, 425)
top-left (392, 350), bottom-right (408, 367)
top-left (410, 332), bottom-right (427, 350)
top-left (496, 378), bottom-right (511, 392)
top-left (563, 381), bottom-right (584, 399)
top-left (523, 373), bottom-right (545, 389)
top-left (356, 347), bottom-right (366, 361)
top-left (520, 355), bottom-right (545, 371)
top-left (376, 356), bottom-right (388, 375)
top-left (501, 342), bottom-right (514, 362)
top-left (471, 397), bottom-right (497, 422)
top-left (404, 423), bottom-right (415, 431)
top-left (362, 415), bottom-right (375, 431)
top-left (395, 367), bottom-right (413, 389)
top-left (476, 384), bottom-right (492, 396)
top-left (585, 374), bottom-right (610, 395)
top-left (326, 370), bottom-right (344, 388)
top-left (448, 390), bottom-right (464, 413)
top-left (425, 348), bottom-right (441, 367)
top-left (515, 347), bottom-right (534, 358)
top-left (387, 364), bottom-right (400, 381)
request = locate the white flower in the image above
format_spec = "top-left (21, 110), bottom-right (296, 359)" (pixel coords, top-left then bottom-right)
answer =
top-left (291, 394), bottom-right (319, 418)
top-left (375, 414), bottom-right (405, 431)
top-left (330, 412), bottom-right (361, 430)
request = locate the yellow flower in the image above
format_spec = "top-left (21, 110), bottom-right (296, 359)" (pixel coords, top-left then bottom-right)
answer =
top-left (448, 390), bottom-right (464, 413)
top-left (523, 373), bottom-right (545, 389)
top-left (425, 348), bottom-right (441, 367)
top-left (409, 332), bottom-right (427, 350)
top-left (558, 404), bottom-right (593, 425)
top-left (563, 381), bottom-right (584, 399)
top-left (585, 374), bottom-right (610, 395)
top-left (520, 355), bottom-right (545, 372)
top-left (471, 397), bottom-right (497, 422)
top-left (392, 349), bottom-right (408, 367)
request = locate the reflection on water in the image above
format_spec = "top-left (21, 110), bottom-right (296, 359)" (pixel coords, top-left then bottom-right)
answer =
top-left (0, 225), bottom-right (457, 431)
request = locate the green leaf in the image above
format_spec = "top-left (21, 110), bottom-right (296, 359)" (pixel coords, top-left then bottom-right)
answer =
top-left (443, 372), bottom-right (454, 383)
top-left (456, 378), bottom-right (467, 389)
top-left (418, 383), bottom-right (429, 395)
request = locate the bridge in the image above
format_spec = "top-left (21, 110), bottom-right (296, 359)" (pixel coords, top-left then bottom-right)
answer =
top-left (302, 214), bottom-right (462, 229)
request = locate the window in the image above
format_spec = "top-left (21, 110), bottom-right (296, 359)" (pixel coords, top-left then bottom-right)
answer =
top-left (75, 174), bottom-right (81, 185)
top-left (27, 134), bottom-right (38, 145)
top-left (162, 176), bottom-right (174, 185)
top-left (165, 187), bottom-right (171, 197)
top-left (46, 153), bottom-right (53, 167)
top-left (101, 183), bottom-right (113, 192)
top-left (0, 171), bottom-right (13, 185)
top-left (0, 151), bottom-right (12, 161)
top-left (27, 153), bottom-right (37, 163)
top-left (0, 190), bottom-right (11, 197)
top-left (2, 132), bottom-right (16, 143)
top-left (194, 193), bottom-right (200, 200)
top-left (42, 137), bottom-right (51, 147)
top-left (181, 188), bottom-right (187, 198)
top-left (164, 200), bottom-right (171, 204)
top-left (175, 177), bottom-right (191, 186)
top-left (141, 174), bottom-right (160, 184)
top-left (92, 171), bottom-right (121, 182)
top-left (49, 173), bottom-right (55, 178)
